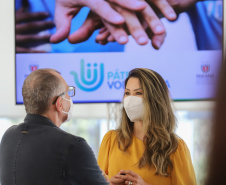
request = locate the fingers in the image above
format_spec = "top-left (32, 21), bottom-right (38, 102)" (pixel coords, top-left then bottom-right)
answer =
top-left (16, 11), bottom-right (50, 23)
top-left (96, 2), bottom-right (167, 48)
top-left (96, 18), bottom-right (166, 49)
top-left (115, 171), bottom-right (137, 185)
top-left (120, 170), bottom-right (138, 177)
top-left (16, 34), bottom-right (51, 45)
top-left (151, 32), bottom-right (166, 49)
top-left (101, 19), bottom-right (129, 45)
top-left (85, 0), bottom-right (125, 24)
top-left (122, 13), bottom-right (149, 45)
top-left (114, 5), bottom-right (149, 45)
top-left (139, 4), bottom-right (165, 35)
top-left (109, 177), bottom-right (125, 184)
top-left (110, 174), bottom-right (125, 183)
top-left (68, 12), bottom-right (103, 43)
top-left (109, 0), bottom-right (147, 11)
top-left (107, 35), bottom-right (115, 42)
top-left (99, 27), bottom-right (108, 34)
top-left (95, 29), bottom-right (111, 45)
top-left (102, 4), bottom-right (149, 46)
top-left (143, 22), bottom-right (166, 50)
top-left (51, 0), bottom-right (125, 43)
top-left (117, 170), bottom-right (138, 185)
top-left (16, 21), bottom-right (55, 34)
top-left (50, 4), bottom-right (79, 43)
top-left (50, 22), bottom-right (71, 43)
top-left (147, 0), bottom-right (177, 21)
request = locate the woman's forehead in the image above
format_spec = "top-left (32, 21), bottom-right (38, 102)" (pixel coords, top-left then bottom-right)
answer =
top-left (126, 77), bottom-right (141, 90)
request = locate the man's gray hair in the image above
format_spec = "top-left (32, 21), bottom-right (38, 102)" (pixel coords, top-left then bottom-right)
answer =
top-left (22, 68), bottom-right (65, 114)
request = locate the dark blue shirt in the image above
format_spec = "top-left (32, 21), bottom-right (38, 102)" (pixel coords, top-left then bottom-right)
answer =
top-left (0, 114), bottom-right (108, 185)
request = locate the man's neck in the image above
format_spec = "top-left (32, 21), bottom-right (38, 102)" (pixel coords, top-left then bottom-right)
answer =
top-left (41, 111), bottom-right (62, 127)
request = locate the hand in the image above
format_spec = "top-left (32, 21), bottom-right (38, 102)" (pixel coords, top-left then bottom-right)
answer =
top-left (109, 170), bottom-right (126, 185)
top-left (95, 2), bottom-right (167, 48)
top-left (16, 8), bottom-right (55, 53)
top-left (96, 0), bottom-right (196, 48)
top-left (97, 0), bottom-right (178, 47)
top-left (95, 23), bottom-right (166, 49)
top-left (50, 0), bottom-right (148, 43)
top-left (145, 0), bottom-right (178, 20)
top-left (118, 170), bottom-right (151, 185)
top-left (70, 0), bottom-right (171, 47)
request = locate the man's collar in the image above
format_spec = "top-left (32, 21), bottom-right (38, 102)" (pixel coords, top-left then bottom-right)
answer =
top-left (24, 114), bottom-right (58, 128)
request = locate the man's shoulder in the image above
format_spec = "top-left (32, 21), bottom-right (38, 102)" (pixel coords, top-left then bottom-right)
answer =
top-left (56, 128), bottom-right (85, 143)
top-left (2, 123), bottom-right (25, 136)
top-left (2, 122), bottom-right (85, 145)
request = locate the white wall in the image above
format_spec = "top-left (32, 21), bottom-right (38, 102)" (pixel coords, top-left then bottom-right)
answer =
top-left (0, 1), bottom-right (218, 119)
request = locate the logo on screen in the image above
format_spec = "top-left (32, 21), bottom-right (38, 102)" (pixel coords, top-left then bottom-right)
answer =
top-left (197, 64), bottom-right (214, 85)
top-left (201, 65), bottom-right (210, 73)
top-left (29, 65), bottom-right (39, 72)
top-left (70, 59), bottom-right (104, 91)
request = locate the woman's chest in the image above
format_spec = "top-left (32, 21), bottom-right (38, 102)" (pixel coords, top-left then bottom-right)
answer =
top-left (108, 143), bottom-right (172, 185)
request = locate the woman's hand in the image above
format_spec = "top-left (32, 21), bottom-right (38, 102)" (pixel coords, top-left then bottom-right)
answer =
top-left (118, 170), bottom-right (152, 185)
top-left (109, 170), bottom-right (127, 185)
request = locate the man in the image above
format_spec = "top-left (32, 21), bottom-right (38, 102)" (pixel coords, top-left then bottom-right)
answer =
top-left (0, 68), bottom-right (108, 185)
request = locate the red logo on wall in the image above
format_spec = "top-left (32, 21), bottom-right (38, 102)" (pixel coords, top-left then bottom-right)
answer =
top-left (201, 65), bottom-right (210, 73)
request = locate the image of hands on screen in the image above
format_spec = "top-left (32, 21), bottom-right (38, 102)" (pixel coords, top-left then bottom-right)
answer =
top-left (93, 0), bottom-right (198, 48)
top-left (50, 0), bottom-right (178, 48)
top-left (15, 0), bottom-right (222, 53)
top-left (15, 0), bottom-right (55, 53)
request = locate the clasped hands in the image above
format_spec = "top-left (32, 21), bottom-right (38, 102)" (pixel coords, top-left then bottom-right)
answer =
top-left (107, 169), bottom-right (151, 185)
top-left (50, 0), bottom-right (181, 49)
top-left (15, 0), bottom-right (197, 53)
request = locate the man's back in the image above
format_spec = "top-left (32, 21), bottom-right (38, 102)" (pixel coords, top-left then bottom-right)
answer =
top-left (0, 114), bottom-right (108, 185)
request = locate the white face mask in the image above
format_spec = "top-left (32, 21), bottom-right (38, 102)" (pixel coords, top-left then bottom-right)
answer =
top-left (123, 96), bottom-right (144, 122)
top-left (62, 97), bottom-right (73, 123)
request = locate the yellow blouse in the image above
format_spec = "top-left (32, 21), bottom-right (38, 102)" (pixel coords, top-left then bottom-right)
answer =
top-left (98, 130), bottom-right (197, 185)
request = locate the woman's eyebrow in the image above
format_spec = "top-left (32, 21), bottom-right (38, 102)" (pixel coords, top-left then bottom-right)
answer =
top-left (134, 88), bottom-right (142, 91)
top-left (125, 88), bottom-right (142, 91)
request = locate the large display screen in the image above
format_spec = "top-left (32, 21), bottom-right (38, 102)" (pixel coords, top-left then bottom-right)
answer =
top-left (15, 0), bottom-right (223, 103)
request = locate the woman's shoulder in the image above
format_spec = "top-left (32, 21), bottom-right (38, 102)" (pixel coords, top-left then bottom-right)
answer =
top-left (177, 137), bottom-right (189, 152)
top-left (170, 137), bottom-right (196, 184)
top-left (101, 130), bottom-right (118, 145)
top-left (171, 137), bottom-right (191, 160)
top-left (104, 129), bottom-right (117, 138)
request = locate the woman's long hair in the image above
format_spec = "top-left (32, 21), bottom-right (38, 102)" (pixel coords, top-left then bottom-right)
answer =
top-left (116, 68), bottom-right (178, 176)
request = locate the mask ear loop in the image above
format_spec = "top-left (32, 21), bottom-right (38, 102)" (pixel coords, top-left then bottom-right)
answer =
top-left (61, 97), bottom-right (71, 114)
top-left (62, 97), bottom-right (70, 102)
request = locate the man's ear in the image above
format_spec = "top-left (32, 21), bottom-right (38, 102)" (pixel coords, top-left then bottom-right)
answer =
top-left (55, 97), bottom-right (63, 113)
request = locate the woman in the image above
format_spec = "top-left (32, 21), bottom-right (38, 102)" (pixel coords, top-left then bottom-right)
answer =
top-left (98, 68), bottom-right (196, 185)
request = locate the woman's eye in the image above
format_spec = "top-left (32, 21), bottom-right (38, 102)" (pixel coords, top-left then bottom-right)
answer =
top-left (124, 92), bottom-right (130, 95)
